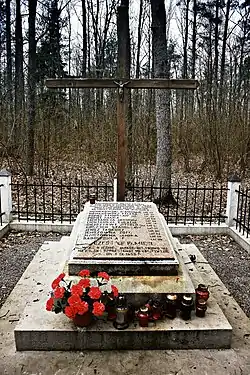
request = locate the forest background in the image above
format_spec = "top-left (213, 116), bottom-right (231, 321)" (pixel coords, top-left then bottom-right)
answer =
top-left (0, 0), bottom-right (249, 185)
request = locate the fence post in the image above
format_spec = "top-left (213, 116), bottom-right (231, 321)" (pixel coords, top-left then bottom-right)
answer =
top-left (113, 174), bottom-right (117, 202)
top-left (226, 174), bottom-right (241, 227)
top-left (0, 169), bottom-right (12, 224)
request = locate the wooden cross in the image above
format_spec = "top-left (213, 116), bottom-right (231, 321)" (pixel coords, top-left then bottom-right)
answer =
top-left (46, 77), bottom-right (199, 201)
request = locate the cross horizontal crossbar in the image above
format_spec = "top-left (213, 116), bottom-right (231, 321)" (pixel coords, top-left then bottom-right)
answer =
top-left (45, 78), bottom-right (199, 90)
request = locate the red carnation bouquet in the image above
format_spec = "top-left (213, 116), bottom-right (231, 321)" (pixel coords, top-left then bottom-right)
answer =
top-left (46, 270), bottom-right (119, 320)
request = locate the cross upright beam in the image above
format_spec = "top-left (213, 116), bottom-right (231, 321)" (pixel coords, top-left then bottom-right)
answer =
top-left (45, 77), bottom-right (199, 201)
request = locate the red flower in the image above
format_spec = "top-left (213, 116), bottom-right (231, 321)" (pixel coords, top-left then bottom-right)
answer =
top-left (71, 284), bottom-right (83, 296)
top-left (46, 297), bottom-right (54, 311)
top-left (78, 278), bottom-right (90, 289)
top-left (68, 294), bottom-right (81, 306)
top-left (54, 287), bottom-right (65, 299)
top-left (93, 301), bottom-right (105, 316)
top-left (51, 277), bottom-right (60, 290)
top-left (98, 272), bottom-right (110, 280)
top-left (65, 305), bottom-right (76, 319)
top-left (88, 286), bottom-right (102, 300)
top-left (79, 269), bottom-right (90, 277)
top-left (111, 285), bottom-right (119, 297)
top-left (76, 301), bottom-right (89, 315)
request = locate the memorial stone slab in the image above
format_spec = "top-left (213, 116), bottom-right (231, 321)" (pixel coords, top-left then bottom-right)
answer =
top-left (68, 202), bottom-right (179, 275)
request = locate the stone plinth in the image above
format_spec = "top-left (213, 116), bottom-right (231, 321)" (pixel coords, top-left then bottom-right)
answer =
top-left (66, 250), bottom-right (195, 307)
top-left (15, 292), bottom-right (232, 351)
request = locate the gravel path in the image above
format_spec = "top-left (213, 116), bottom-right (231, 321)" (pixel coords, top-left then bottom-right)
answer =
top-left (0, 231), bottom-right (62, 308)
top-left (178, 234), bottom-right (250, 317)
top-left (0, 230), bottom-right (249, 318)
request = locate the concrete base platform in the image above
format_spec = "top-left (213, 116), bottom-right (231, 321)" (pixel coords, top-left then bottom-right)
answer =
top-left (1, 236), bottom-right (250, 375)
top-left (15, 295), bottom-right (232, 351)
top-left (13, 237), bottom-right (232, 351)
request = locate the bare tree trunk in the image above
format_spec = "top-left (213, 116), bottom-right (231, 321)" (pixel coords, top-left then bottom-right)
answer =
top-left (220, 0), bottom-right (231, 92)
top-left (214, 0), bottom-right (219, 109)
top-left (67, 4), bottom-right (72, 123)
top-left (26, 0), bottom-right (37, 176)
top-left (14, 0), bottom-right (24, 151)
top-left (6, 0), bottom-right (13, 144)
top-left (82, 0), bottom-right (87, 77)
top-left (183, 0), bottom-right (190, 79)
top-left (150, 0), bottom-right (172, 197)
top-left (117, 1), bottom-right (132, 182)
top-left (190, 0), bottom-right (197, 114)
top-left (191, 0), bottom-right (197, 79)
top-left (135, 0), bottom-right (143, 79)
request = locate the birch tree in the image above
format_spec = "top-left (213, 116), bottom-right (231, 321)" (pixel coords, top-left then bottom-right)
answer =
top-left (150, 0), bottom-right (173, 201)
top-left (26, 0), bottom-right (37, 175)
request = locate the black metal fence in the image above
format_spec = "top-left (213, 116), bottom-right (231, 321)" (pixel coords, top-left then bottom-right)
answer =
top-left (11, 179), bottom-right (228, 225)
top-left (11, 180), bottom-right (114, 223)
top-left (235, 187), bottom-right (250, 237)
top-left (0, 184), bottom-right (4, 225)
top-left (132, 182), bottom-right (228, 225)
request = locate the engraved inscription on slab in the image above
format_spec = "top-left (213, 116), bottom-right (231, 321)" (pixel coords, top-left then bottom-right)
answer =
top-left (74, 202), bottom-right (176, 260)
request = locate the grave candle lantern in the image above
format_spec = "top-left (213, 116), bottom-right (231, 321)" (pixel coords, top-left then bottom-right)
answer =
top-left (165, 294), bottom-right (178, 319)
top-left (106, 296), bottom-right (117, 321)
top-left (151, 300), bottom-right (162, 321)
top-left (113, 295), bottom-right (129, 330)
top-left (138, 306), bottom-right (149, 327)
top-left (180, 294), bottom-right (193, 320)
top-left (195, 284), bottom-right (209, 302)
top-left (196, 299), bottom-right (207, 318)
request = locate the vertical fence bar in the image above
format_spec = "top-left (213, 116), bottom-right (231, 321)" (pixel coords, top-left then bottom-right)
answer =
top-left (87, 180), bottom-right (89, 201)
top-left (0, 186), bottom-right (2, 225)
top-left (158, 181), bottom-right (162, 212)
top-left (78, 180), bottom-right (81, 212)
top-left (242, 188), bottom-right (248, 236)
top-left (141, 181), bottom-right (144, 201)
top-left (17, 182), bottom-right (20, 221)
top-left (69, 182), bottom-right (72, 223)
top-left (96, 180), bottom-right (99, 200)
top-left (218, 185), bottom-right (224, 225)
top-left (131, 182), bottom-right (134, 201)
top-left (60, 179), bottom-right (63, 223)
top-left (166, 191), bottom-right (170, 224)
top-left (175, 182), bottom-right (180, 225)
top-left (104, 183), bottom-right (107, 201)
top-left (210, 183), bottom-right (215, 225)
top-left (247, 198), bottom-right (250, 238)
top-left (184, 184), bottom-right (188, 225)
top-left (201, 186), bottom-right (206, 225)
top-left (51, 181), bottom-right (54, 223)
top-left (25, 179), bottom-right (29, 222)
top-left (193, 182), bottom-right (198, 225)
top-left (113, 176), bottom-right (117, 201)
top-left (239, 188), bottom-right (244, 233)
top-left (235, 187), bottom-right (240, 230)
top-left (34, 182), bottom-right (37, 222)
top-left (43, 179), bottom-right (46, 223)
top-left (150, 182), bottom-right (154, 202)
